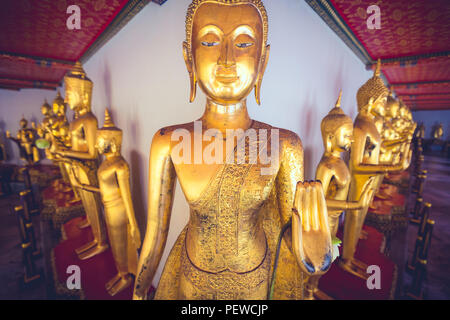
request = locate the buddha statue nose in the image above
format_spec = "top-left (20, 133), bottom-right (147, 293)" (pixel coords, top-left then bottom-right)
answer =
top-left (218, 40), bottom-right (236, 69)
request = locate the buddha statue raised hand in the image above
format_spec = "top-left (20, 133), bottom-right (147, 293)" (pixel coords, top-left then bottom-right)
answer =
top-left (133, 0), bottom-right (332, 300)
top-left (71, 109), bottom-right (141, 296)
top-left (341, 60), bottom-right (412, 279)
top-left (54, 62), bottom-right (108, 260)
top-left (305, 92), bottom-right (374, 299)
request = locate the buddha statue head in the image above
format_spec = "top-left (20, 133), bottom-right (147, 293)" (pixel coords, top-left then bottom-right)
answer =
top-left (96, 109), bottom-right (122, 155)
top-left (64, 62), bottom-right (93, 113)
top-left (357, 59), bottom-right (388, 115)
top-left (20, 116), bottom-right (28, 129)
top-left (320, 91), bottom-right (354, 154)
top-left (41, 99), bottom-right (51, 117)
top-left (53, 90), bottom-right (66, 116)
top-left (183, 0), bottom-right (270, 105)
top-left (386, 88), bottom-right (399, 119)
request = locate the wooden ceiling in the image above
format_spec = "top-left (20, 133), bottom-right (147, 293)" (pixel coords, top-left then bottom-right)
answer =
top-left (307, 0), bottom-right (450, 111)
top-left (0, 0), bottom-right (166, 91)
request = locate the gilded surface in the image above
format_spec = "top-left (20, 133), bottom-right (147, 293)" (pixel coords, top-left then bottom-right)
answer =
top-left (134, 0), bottom-right (332, 300)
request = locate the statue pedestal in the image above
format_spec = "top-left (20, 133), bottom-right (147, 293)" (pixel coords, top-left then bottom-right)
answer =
top-left (319, 226), bottom-right (397, 299)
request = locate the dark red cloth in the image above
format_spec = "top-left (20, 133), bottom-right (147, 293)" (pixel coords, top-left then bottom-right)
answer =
top-left (54, 217), bottom-right (155, 300)
top-left (319, 225), bottom-right (395, 300)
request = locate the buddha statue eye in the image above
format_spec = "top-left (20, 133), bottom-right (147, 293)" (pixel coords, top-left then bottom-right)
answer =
top-left (201, 41), bottom-right (219, 47)
top-left (236, 42), bottom-right (253, 48)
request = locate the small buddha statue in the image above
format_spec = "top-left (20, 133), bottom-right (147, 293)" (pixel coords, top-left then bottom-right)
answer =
top-left (71, 109), bottom-right (141, 296)
top-left (37, 100), bottom-right (56, 160)
top-left (305, 92), bottom-right (375, 299)
top-left (432, 123), bottom-right (444, 140)
top-left (7, 116), bottom-right (40, 165)
top-left (134, 0), bottom-right (332, 300)
top-left (341, 59), bottom-right (412, 279)
top-left (54, 62), bottom-right (108, 260)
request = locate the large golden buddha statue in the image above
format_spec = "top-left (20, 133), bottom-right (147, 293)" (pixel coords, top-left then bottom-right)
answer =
top-left (305, 92), bottom-right (374, 299)
top-left (54, 62), bottom-right (108, 260)
top-left (340, 60), bottom-right (411, 279)
top-left (72, 109), bottom-right (141, 296)
top-left (7, 116), bottom-right (41, 165)
top-left (134, 0), bottom-right (332, 300)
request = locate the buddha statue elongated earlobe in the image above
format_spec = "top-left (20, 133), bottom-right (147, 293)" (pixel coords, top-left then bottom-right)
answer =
top-left (255, 45), bottom-right (270, 106)
top-left (183, 41), bottom-right (197, 103)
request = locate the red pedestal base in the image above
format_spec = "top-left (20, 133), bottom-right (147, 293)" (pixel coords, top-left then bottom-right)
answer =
top-left (318, 226), bottom-right (396, 300)
top-left (53, 217), bottom-right (154, 300)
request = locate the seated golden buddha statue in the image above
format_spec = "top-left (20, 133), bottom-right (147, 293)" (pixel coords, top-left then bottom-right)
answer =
top-left (54, 62), bottom-right (108, 260)
top-left (7, 116), bottom-right (40, 165)
top-left (133, 0), bottom-right (332, 300)
top-left (305, 92), bottom-right (374, 299)
top-left (340, 60), bottom-right (412, 279)
top-left (71, 109), bottom-right (141, 296)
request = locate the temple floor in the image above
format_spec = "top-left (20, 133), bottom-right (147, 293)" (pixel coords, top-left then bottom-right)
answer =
top-left (0, 153), bottom-right (449, 300)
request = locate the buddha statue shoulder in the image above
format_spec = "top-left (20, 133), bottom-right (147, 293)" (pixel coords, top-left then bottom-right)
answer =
top-left (134, 0), bottom-right (332, 300)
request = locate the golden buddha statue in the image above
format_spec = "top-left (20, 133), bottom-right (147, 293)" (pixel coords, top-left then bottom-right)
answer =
top-left (305, 92), bottom-right (375, 299)
top-left (71, 109), bottom-right (141, 296)
top-left (134, 0), bottom-right (332, 300)
top-left (7, 116), bottom-right (40, 165)
top-left (54, 62), bottom-right (108, 260)
top-left (37, 100), bottom-right (55, 160)
top-left (415, 123), bottom-right (425, 140)
top-left (432, 123), bottom-right (443, 140)
top-left (340, 60), bottom-right (412, 279)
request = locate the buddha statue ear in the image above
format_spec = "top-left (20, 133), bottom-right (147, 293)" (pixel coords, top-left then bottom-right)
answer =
top-left (183, 41), bottom-right (197, 103)
top-left (326, 134), bottom-right (334, 153)
top-left (255, 45), bottom-right (270, 106)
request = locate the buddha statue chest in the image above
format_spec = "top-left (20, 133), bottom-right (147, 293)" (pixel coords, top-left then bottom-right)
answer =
top-left (179, 122), bottom-right (279, 274)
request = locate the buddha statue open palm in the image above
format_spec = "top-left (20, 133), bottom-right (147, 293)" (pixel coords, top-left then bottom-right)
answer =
top-left (134, 0), bottom-right (332, 300)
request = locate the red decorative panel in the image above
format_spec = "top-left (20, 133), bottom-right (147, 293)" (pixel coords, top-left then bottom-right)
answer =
top-left (395, 82), bottom-right (450, 96)
top-left (382, 56), bottom-right (450, 84)
top-left (0, 0), bottom-right (129, 61)
top-left (330, 0), bottom-right (450, 59)
top-left (0, 55), bottom-right (67, 83)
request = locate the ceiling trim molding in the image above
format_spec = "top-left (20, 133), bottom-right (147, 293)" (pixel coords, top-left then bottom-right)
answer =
top-left (80, 0), bottom-right (151, 63)
top-left (305, 0), bottom-right (372, 65)
top-left (0, 52), bottom-right (74, 69)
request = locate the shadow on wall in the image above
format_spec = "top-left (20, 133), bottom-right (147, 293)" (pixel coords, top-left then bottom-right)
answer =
top-left (298, 92), bottom-right (318, 179)
top-left (130, 149), bottom-right (147, 236)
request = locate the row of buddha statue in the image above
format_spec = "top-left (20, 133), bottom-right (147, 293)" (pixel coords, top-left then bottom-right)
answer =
top-left (8, 0), bottom-right (416, 300)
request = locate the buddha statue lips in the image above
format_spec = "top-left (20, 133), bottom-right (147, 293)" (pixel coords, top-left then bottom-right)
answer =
top-left (134, 0), bottom-right (332, 301)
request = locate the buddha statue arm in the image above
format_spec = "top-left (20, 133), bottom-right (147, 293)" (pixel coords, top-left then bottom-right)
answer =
top-left (351, 127), bottom-right (409, 174)
top-left (133, 130), bottom-right (177, 300)
top-left (276, 132), bottom-right (332, 275)
top-left (58, 117), bottom-right (97, 160)
top-left (116, 162), bottom-right (141, 249)
top-left (69, 166), bottom-right (101, 193)
top-left (382, 137), bottom-right (407, 149)
top-left (316, 162), bottom-right (375, 213)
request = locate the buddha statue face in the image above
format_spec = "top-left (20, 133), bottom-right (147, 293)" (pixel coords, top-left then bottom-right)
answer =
top-left (386, 96), bottom-right (399, 119)
top-left (332, 123), bottom-right (353, 152)
top-left (41, 104), bottom-right (50, 117)
top-left (64, 62), bottom-right (93, 113)
top-left (370, 95), bottom-right (387, 117)
top-left (96, 131), bottom-right (122, 155)
top-left (20, 118), bottom-right (28, 129)
top-left (184, 1), bottom-right (269, 105)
